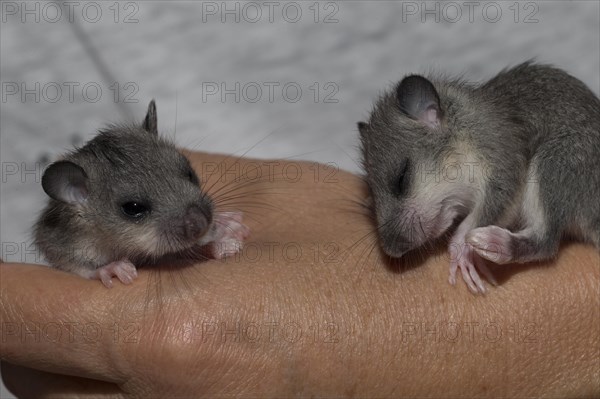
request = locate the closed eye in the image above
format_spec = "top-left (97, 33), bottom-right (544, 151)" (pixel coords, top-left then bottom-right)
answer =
top-left (393, 160), bottom-right (410, 196)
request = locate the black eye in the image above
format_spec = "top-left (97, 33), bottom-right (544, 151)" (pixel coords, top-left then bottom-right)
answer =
top-left (187, 168), bottom-right (199, 184)
top-left (121, 201), bottom-right (149, 219)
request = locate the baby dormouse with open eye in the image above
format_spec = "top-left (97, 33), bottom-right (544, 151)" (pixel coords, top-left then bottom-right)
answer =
top-left (34, 101), bottom-right (249, 287)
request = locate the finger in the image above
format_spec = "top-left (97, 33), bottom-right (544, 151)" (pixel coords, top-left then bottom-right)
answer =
top-left (459, 263), bottom-right (478, 293)
top-left (467, 262), bottom-right (486, 294)
top-left (474, 255), bottom-right (498, 286)
top-left (465, 251), bottom-right (486, 294)
top-left (1, 361), bottom-right (124, 399)
top-left (448, 260), bottom-right (458, 285)
top-left (0, 263), bottom-right (138, 383)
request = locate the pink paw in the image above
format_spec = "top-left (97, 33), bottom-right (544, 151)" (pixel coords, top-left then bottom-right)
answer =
top-left (467, 226), bottom-right (513, 264)
top-left (448, 238), bottom-right (496, 295)
top-left (93, 259), bottom-right (138, 288)
top-left (208, 212), bottom-right (250, 259)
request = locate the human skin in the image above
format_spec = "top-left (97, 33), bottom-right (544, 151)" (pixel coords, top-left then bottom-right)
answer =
top-left (1, 152), bottom-right (599, 398)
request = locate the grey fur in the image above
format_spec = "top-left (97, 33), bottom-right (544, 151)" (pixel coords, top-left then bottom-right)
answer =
top-left (34, 101), bottom-right (214, 275)
top-left (359, 61), bottom-right (600, 263)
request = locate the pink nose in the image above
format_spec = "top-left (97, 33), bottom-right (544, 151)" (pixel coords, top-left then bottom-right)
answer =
top-left (183, 205), bottom-right (209, 241)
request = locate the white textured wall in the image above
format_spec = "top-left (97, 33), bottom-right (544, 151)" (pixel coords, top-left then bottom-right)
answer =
top-left (1, 1), bottom-right (598, 396)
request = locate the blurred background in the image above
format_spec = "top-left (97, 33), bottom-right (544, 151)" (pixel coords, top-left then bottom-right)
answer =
top-left (0, 1), bottom-right (598, 396)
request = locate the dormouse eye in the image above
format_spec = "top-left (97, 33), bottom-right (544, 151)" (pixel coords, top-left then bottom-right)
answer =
top-left (398, 163), bottom-right (407, 187)
top-left (395, 160), bottom-right (410, 196)
top-left (186, 168), bottom-right (199, 185)
top-left (121, 201), bottom-right (149, 219)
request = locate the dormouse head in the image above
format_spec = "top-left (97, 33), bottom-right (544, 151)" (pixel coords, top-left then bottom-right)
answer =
top-left (358, 75), bottom-right (479, 257)
top-left (41, 100), bottom-right (213, 260)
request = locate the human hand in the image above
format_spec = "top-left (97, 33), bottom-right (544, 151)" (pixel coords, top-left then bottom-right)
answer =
top-left (2, 152), bottom-right (599, 398)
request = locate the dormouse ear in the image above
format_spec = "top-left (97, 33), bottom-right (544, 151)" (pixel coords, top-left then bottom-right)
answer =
top-left (357, 121), bottom-right (369, 137)
top-left (42, 161), bottom-right (89, 204)
top-left (397, 75), bottom-right (442, 129)
top-left (143, 100), bottom-right (158, 135)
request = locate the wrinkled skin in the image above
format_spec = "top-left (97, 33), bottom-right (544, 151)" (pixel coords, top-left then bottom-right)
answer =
top-left (1, 152), bottom-right (599, 398)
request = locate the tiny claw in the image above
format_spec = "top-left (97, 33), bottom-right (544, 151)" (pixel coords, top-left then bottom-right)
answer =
top-left (449, 261), bottom-right (458, 285)
top-left (99, 272), bottom-right (114, 289)
top-left (467, 262), bottom-right (486, 294)
top-left (474, 256), bottom-right (498, 286)
top-left (460, 263), bottom-right (479, 294)
top-left (209, 239), bottom-right (243, 259)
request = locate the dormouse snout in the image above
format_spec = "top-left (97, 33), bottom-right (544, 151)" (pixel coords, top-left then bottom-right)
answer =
top-left (183, 204), bottom-right (211, 241)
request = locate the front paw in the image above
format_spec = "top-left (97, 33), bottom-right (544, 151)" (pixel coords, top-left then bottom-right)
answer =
top-left (449, 240), bottom-right (482, 293)
top-left (207, 212), bottom-right (250, 259)
top-left (93, 259), bottom-right (138, 288)
top-left (448, 238), bottom-right (496, 294)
